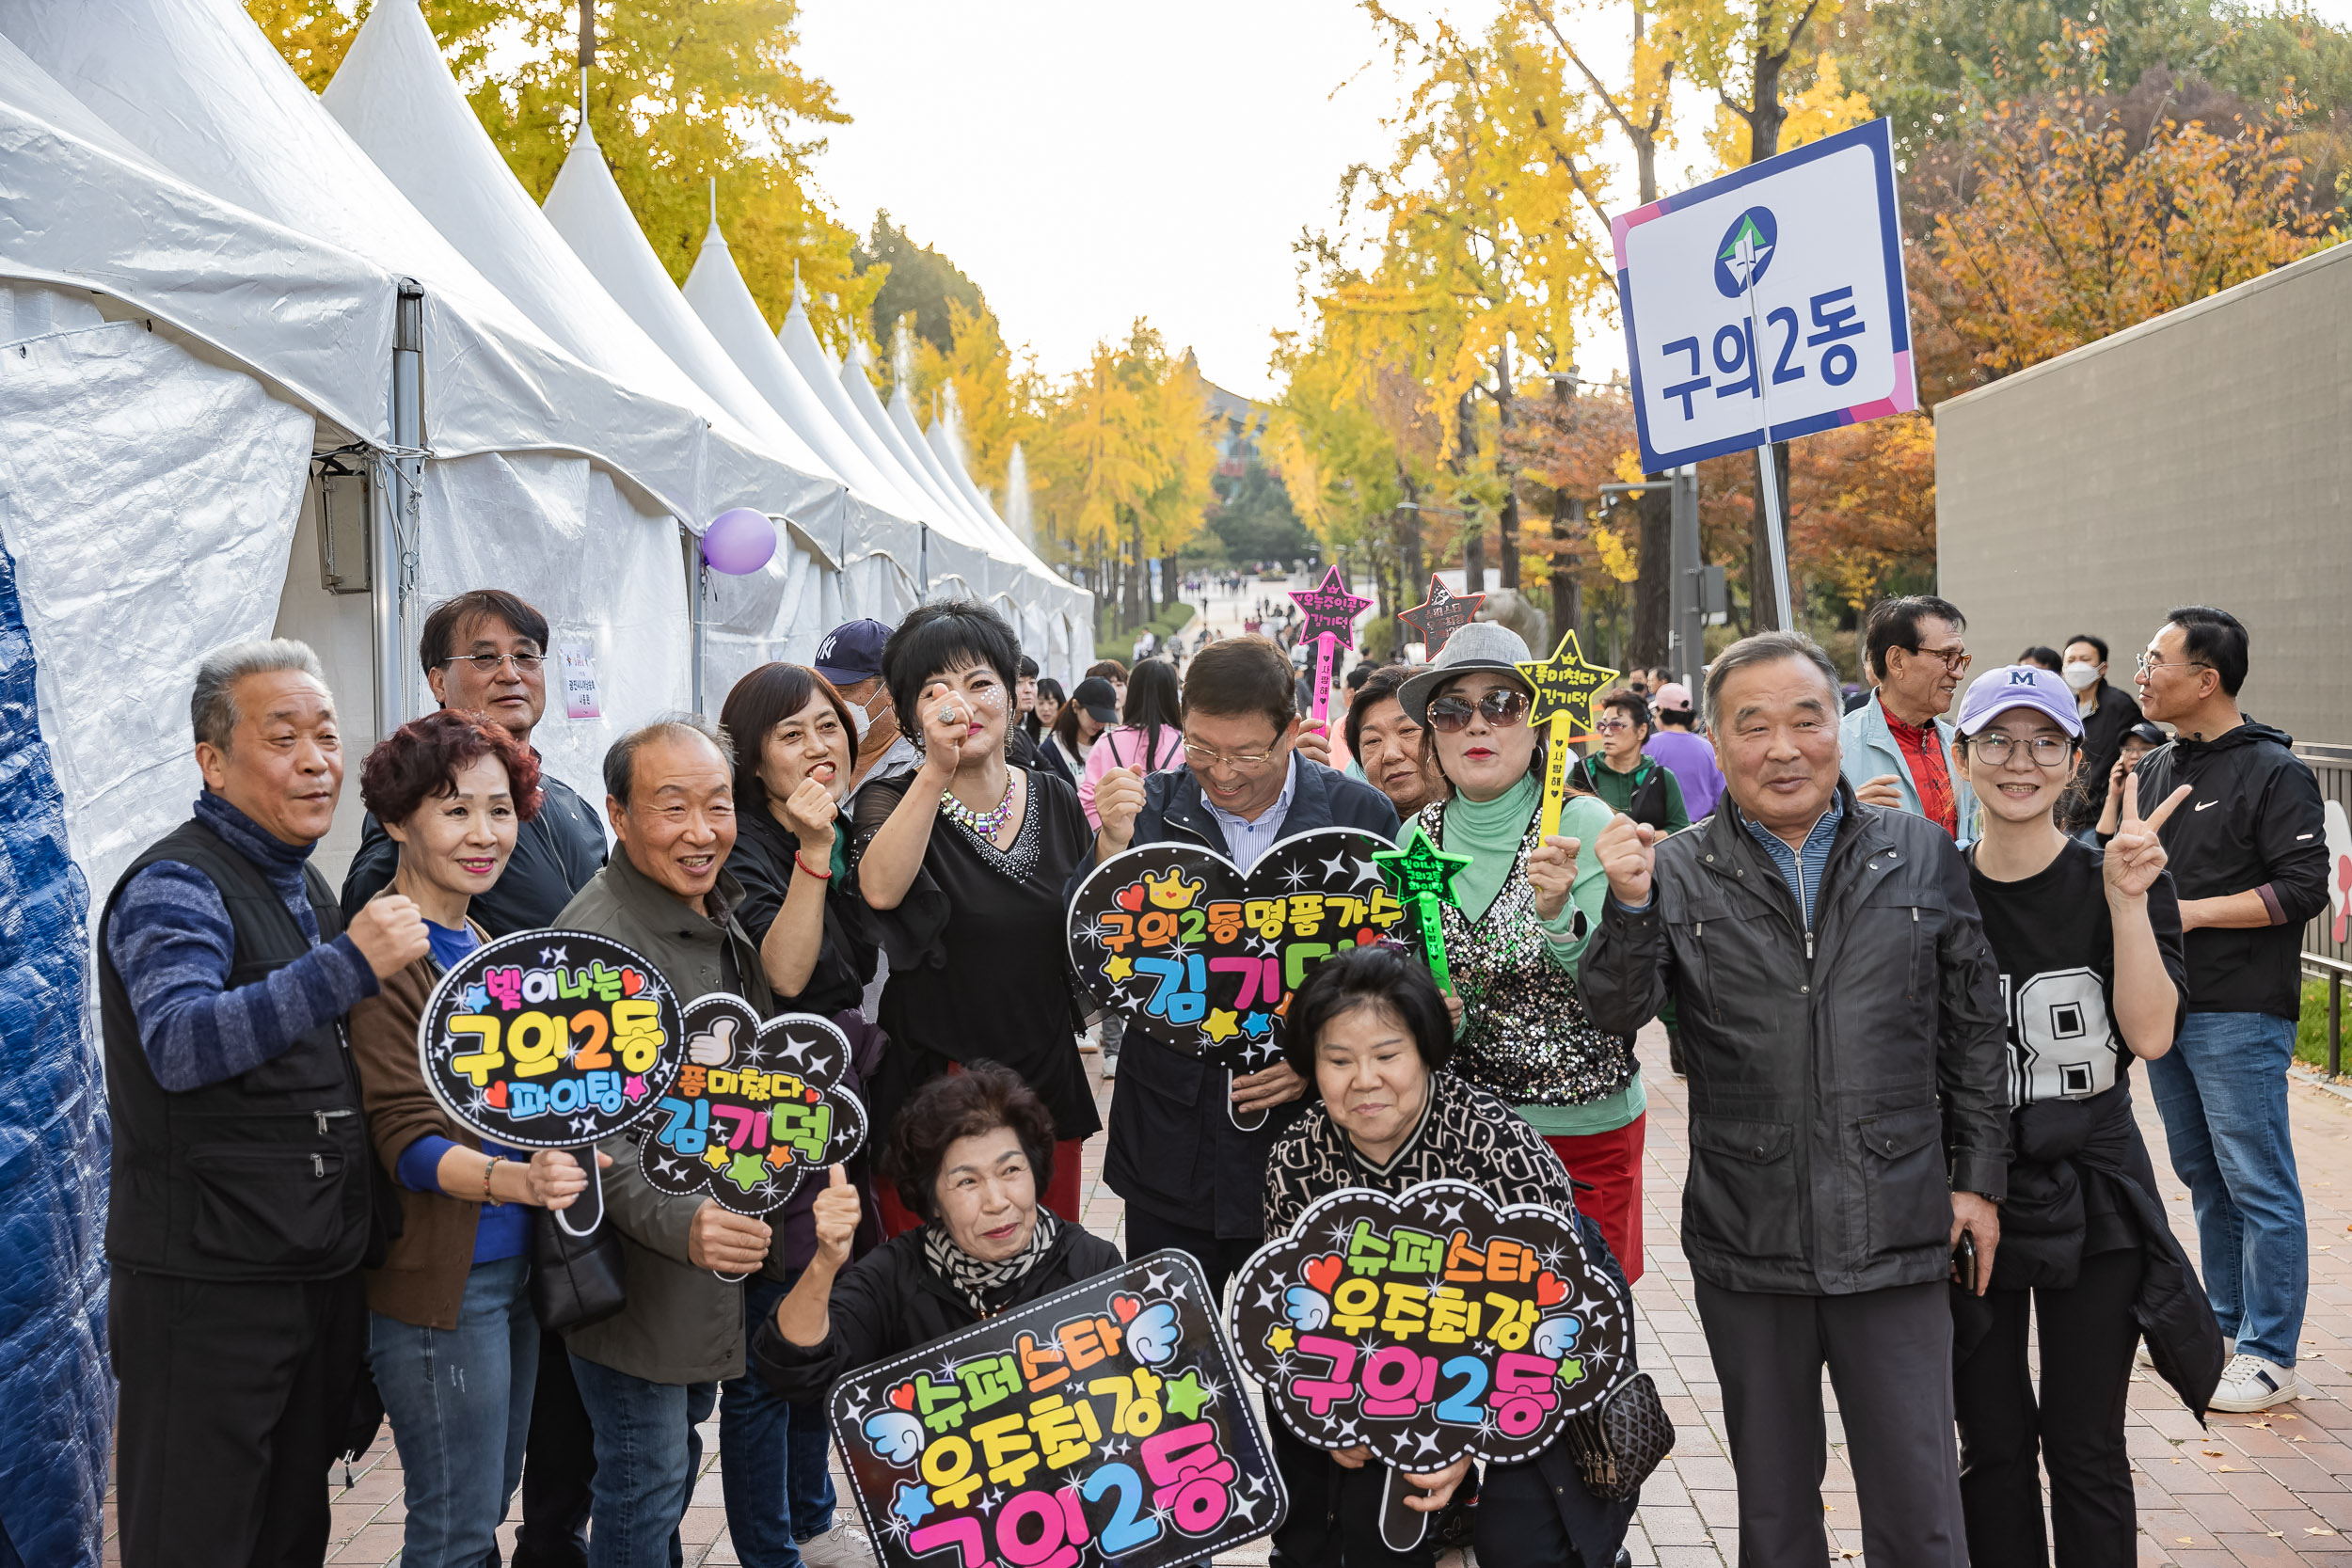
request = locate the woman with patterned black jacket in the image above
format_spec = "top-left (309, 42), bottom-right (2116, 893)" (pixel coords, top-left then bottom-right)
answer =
top-left (1261, 945), bottom-right (1635, 1568)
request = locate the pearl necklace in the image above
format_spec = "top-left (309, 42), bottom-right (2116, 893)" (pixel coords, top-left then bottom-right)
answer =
top-left (940, 773), bottom-right (1016, 839)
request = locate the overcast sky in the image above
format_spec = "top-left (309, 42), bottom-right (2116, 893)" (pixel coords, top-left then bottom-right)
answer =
top-left (793, 0), bottom-right (2352, 404)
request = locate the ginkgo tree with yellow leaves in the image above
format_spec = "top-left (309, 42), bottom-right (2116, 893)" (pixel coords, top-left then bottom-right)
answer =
top-left (246, 0), bottom-right (878, 352)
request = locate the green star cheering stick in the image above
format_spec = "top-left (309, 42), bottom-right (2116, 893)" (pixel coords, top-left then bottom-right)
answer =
top-left (1373, 821), bottom-right (1474, 994)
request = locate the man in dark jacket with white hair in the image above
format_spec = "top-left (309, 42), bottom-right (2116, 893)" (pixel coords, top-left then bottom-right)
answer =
top-left (1581, 629), bottom-right (2009, 1568)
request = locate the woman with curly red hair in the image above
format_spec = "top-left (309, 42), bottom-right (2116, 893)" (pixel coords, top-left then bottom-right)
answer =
top-left (345, 710), bottom-right (605, 1568)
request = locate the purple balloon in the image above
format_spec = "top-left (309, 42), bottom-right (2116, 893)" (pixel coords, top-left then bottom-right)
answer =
top-left (702, 507), bottom-right (777, 575)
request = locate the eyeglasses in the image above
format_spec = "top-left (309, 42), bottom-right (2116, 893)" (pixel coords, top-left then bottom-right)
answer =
top-left (1901, 642), bottom-right (1972, 676)
top-left (1969, 734), bottom-right (2074, 768)
top-left (442, 652), bottom-right (544, 674)
top-left (2134, 653), bottom-right (2212, 678)
top-left (1592, 719), bottom-right (1634, 734)
top-left (1425, 689), bottom-right (1533, 733)
top-left (1185, 739), bottom-right (1283, 773)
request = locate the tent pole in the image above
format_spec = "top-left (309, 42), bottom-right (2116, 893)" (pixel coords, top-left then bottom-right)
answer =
top-left (378, 279), bottom-right (424, 738)
top-left (686, 525), bottom-right (707, 717)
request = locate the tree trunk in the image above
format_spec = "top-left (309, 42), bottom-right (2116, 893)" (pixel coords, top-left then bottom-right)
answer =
top-left (1495, 346), bottom-right (1519, 591)
top-left (1629, 481), bottom-right (1672, 665)
top-left (1161, 552), bottom-right (1181, 615)
top-left (1456, 392), bottom-right (1485, 594)
top-left (1551, 494), bottom-right (1583, 649)
top-left (1397, 480), bottom-right (1424, 651)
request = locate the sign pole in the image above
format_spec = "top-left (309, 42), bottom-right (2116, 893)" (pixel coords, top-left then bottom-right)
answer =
top-left (1538, 712), bottom-right (1575, 840)
top-left (1311, 630), bottom-right (1336, 722)
top-left (1741, 270), bottom-right (1795, 632)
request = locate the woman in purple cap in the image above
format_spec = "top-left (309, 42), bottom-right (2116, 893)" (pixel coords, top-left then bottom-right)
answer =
top-left (1948, 662), bottom-right (2220, 1567)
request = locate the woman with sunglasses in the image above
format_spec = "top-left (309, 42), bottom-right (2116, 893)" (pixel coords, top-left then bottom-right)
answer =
top-left (1393, 625), bottom-right (1646, 1281)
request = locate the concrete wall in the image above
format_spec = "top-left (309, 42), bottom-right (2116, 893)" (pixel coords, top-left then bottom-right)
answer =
top-left (1935, 240), bottom-right (2352, 746)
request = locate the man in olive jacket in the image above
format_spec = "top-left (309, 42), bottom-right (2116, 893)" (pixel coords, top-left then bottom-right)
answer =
top-left (555, 717), bottom-right (778, 1568)
top-left (1581, 632), bottom-right (2009, 1568)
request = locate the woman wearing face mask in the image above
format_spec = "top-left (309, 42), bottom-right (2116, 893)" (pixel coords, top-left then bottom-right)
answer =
top-left (752, 1065), bottom-right (1122, 1404)
top-left (1344, 666), bottom-right (1444, 818)
top-left (852, 603), bottom-right (1100, 1235)
top-left (1948, 664), bottom-right (2217, 1566)
top-left (346, 712), bottom-right (602, 1568)
top-left (2058, 635), bottom-right (2143, 836)
top-left (1393, 625), bottom-right (1645, 1281)
top-left (1261, 945), bottom-right (1636, 1568)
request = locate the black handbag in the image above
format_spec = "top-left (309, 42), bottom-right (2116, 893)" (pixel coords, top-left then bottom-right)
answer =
top-left (530, 1210), bottom-right (628, 1334)
top-left (1562, 1370), bottom-right (1675, 1501)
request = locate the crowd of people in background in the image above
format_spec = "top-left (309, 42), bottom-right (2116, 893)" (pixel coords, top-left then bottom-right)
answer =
top-left (97, 570), bottom-right (2332, 1568)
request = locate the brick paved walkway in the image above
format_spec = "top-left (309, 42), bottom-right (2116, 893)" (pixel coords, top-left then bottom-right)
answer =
top-left (102, 1027), bottom-right (2352, 1565)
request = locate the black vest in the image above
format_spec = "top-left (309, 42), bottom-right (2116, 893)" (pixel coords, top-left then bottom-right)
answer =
top-left (99, 816), bottom-right (370, 1280)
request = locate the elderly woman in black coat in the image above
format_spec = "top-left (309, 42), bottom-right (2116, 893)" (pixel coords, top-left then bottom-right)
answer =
top-left (1262, 944), bottom-right (1638, 1568)
top-left (755, 1066), bottom-right (1124, 1400)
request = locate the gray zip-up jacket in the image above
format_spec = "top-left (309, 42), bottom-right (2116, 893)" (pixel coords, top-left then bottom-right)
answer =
top-left (1579, 783), bottom-right (2010, 1295)
top-left (558, 852), bottom-right (775, 1385)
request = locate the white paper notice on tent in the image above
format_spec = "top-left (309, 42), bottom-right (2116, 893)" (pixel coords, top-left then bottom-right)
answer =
top-left (560, 641), bottom-right (601, 720)
top-left (1613, 119), bottom-right (1918, 474)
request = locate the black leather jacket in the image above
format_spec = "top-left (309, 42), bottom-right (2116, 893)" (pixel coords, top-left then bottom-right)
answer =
top-left (1579, 784), bottom-right (2010, 1294)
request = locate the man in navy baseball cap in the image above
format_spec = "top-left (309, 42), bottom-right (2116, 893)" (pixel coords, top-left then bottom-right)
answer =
top-left (813, 618), bottom-right (890, 689)
top-left (813, 618), bottom-right (914, 795)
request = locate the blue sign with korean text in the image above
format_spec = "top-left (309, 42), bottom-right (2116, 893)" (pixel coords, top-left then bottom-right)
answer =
top-left (1613, 119), bottom-right (1916, 473)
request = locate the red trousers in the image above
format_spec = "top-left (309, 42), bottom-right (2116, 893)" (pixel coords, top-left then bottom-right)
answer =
top-left (1545, 1116), bottom-right (1645, 1283)
top-left (875, 1137), bottom-right (1087, 1239)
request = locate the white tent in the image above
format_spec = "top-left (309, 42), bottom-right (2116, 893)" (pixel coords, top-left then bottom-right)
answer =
top-left (0, 0), bottom-right (713, 865)
top-left (680, 228), bottom-right (933, 530)
top-left (319, 0), bottom-right (832, 525)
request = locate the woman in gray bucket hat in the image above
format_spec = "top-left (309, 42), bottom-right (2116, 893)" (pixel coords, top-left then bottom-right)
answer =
top-left (1394, 622), bottom-right (1646, 1280)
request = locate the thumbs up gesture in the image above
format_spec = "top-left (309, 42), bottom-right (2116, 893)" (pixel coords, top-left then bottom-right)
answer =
top-left (688, 1014), bottom-right (739, 1068)
top-left (811, 1164), bottom-right (861, 1272)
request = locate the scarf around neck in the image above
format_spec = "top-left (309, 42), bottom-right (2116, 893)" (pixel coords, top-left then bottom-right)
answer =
top-left (922, 1208), bottom-right (1060, 1319)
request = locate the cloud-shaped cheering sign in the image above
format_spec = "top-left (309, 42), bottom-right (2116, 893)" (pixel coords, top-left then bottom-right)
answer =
top-left (636, 996), bottom-right (869, 1215)
top-left (1228, 1180), bottom-right (1629, 1469)
top-left (1067, 828), bottom-right (1406, 1071)
top-left (418, 929), bottom-right (683, 1148)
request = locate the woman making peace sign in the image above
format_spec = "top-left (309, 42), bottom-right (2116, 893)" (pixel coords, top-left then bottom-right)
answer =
top-left (1947, 664), bottom-right (2220, 1568)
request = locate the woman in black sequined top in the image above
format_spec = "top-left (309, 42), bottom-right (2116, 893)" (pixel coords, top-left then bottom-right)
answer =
top-left (849, 604), bottom-right (1098, 1234)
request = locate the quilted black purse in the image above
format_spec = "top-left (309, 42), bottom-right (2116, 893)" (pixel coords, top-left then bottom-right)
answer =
top-left (1563, 1370), bottom-right (1675, 1501)
top-left (530, 1210), bottom-right (628, 1334)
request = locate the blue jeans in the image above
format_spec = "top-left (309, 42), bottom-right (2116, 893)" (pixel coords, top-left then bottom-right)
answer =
top-left (367, 1255), bottom-right (539, 1568)
top-left (721, 1274), bottom-right (839, 1565)
top-left (568, 1352), bottom-right (719, 1568)
top-left (2145, 1010), bottom-right (2308, 1367)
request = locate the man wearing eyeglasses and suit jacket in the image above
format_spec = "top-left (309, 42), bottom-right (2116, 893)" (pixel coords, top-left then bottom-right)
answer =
top-left (338, 588), bottom-right (610, 1568)
top-left (1841, 594), bottom-right (1980, 844)
top-left (1069, 635), bottom-right (1399, 1303)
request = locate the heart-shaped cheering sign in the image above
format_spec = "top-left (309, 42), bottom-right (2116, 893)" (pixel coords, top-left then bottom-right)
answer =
top-left (637, 995), bottom-right (869, 1214)
top-left (1067, 827), bottom-right (1406, 1070)
top-left (1229, 1179), bottom-right (1630, 1469)
top-left (417, 929), bottom-right (684, 1148)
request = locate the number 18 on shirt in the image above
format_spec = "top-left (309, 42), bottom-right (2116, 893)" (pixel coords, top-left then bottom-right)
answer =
top-left (1613, 118), bottom-right (1918, 474)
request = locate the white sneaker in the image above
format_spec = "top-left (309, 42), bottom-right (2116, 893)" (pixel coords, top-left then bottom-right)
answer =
top-left (2208, 1353), bottom-right (2299, 1412)
top-left (797, 1523), bottom-right (882, 1568)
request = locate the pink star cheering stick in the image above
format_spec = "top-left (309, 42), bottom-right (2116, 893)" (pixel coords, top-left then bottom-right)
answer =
top-left (1288, 565), bottom-right (1373, 723)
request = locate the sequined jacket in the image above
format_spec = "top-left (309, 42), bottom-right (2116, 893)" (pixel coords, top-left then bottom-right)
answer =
top-left (1418, 799), bottom-right (1636, 1109)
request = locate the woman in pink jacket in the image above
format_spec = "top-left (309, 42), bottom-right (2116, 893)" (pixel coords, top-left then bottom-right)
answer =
top-left (1077, 658), bottom-right (1188, 829)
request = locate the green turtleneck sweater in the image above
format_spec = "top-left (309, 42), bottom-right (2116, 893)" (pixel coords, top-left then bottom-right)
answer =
top-left (1440, 773), bottom-right (1644, 1138)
